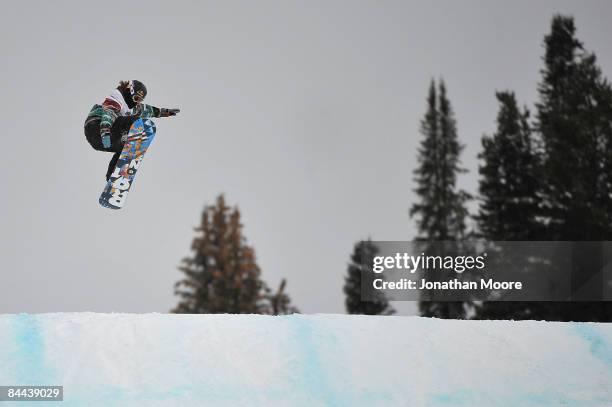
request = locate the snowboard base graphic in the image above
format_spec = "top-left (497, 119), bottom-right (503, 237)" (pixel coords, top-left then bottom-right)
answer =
top-left (99, 118), bottom-right (156, 209)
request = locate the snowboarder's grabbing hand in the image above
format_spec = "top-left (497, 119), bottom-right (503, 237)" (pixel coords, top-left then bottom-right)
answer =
top-left (84, 80), bottom-right (180, 180)
top-left (159, 108), bottom-right (180, 117)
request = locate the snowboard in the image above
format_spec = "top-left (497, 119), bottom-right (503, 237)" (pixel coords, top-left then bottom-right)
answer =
top-left (99, 118), bottom-right (157, 209)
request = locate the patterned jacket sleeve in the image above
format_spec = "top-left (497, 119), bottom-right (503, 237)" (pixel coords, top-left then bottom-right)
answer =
top-left (138, 104), bottom-right (161, 118)
top-left (100, 98), bottom-right (121, 137)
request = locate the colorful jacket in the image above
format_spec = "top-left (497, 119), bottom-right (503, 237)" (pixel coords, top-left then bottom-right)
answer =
top-left (85, 89), bottom-right (161, 140)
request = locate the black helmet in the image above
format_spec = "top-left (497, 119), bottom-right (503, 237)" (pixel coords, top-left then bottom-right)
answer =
top-left (119, 80), bottom-right (147, 108)
top-left (130, 80), bottom-right (147, 103)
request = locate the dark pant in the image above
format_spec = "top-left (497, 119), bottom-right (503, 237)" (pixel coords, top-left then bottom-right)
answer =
top-left (85, 116), bottom-right (137, 180)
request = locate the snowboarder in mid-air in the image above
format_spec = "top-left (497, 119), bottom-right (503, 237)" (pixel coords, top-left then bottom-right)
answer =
top-left (84, 80), bottom-right (179, 180)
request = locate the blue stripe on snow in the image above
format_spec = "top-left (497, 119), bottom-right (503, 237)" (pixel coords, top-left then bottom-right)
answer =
top-left (573, 323), bottom-right (612, 372)
top-left (7, 314), bottom-right (51, 385)
top-left (287, 315), bottom-right (392, 407)
top-left (289, 315), bottom-right (342, 406)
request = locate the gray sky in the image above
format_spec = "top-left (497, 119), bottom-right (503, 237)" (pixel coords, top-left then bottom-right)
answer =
top-left (1, 1), bottom-right (611, 314)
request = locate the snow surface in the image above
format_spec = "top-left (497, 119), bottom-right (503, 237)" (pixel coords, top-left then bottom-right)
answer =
top-left (0, 313), bottom-right (611, 406)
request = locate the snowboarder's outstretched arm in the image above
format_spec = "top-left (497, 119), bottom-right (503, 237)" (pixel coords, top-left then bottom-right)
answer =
top-left (96, 103), bottom-right (179, 148)
top-left (137, 104), bottom-right (180, 119)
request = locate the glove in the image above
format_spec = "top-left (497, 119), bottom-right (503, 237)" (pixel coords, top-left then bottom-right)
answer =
top-left (159, 108), bottom-right (180, 117)
top-left (101, 132), bottom-right (111, 149)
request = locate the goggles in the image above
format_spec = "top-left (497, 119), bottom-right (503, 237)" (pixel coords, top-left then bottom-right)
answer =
top-left (133, 92), bottom-right (145, 103)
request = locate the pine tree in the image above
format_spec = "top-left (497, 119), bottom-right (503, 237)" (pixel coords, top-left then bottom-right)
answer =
top-left (477, 91), bottom-right (541, 240)
top-left (534, 15), bottom-right (612, 321)
top-left (173, 195), bottom-right (273, 314)
top-left (344, 240), bottom-right (395, 315)
top-left (411, 81), bottom-right (470, 241)
top-left (537, 15), bottom-right (612, 241)
top-left (410, 80), bottom-right (471, 319)
top-left (474, 91), bottom-right (544, 320)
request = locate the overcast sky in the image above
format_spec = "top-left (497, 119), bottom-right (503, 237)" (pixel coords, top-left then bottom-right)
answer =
top-left (1, 1), bottom-right (611, 315)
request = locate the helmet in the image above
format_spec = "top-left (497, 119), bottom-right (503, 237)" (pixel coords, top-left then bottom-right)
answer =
top-left (118, 80), bottom-right (147, 109)
top-left (130, 80), bottom-right (147, 103)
